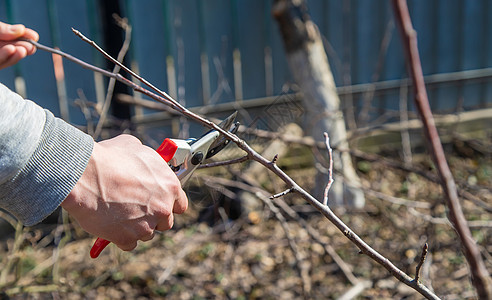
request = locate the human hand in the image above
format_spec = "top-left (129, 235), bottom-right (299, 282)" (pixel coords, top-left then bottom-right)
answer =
top-left (61, 134), bottom-right (188, 251)
top-left (0, 21), bottom-right (39, 69)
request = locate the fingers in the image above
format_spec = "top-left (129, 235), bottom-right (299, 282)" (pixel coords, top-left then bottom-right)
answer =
top-left (23, 28), bottom-right (39, 42)
top-left (113, 221), bottom-right (156, 251)
top-left (0, 44), bottom-right (27, 69)
top-left (0, 40), bottom-right (36, 53)
top-left (0, 22), bottom-right (39, 70)
top-left (156, 211), bottom-right (174, 232)
top-left (0, 22), bottom-right (38, 41)
top-left (173, 187), bottom-right (188, 214)
top-left (0, 44), bottom-right (16, 61)
top-left (139, 231), bottom-right (155, 242)
top-left (0, 23), bottom-right (26, 40)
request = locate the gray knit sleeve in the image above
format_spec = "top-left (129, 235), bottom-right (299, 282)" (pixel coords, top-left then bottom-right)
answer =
top-left (0, 83), bottom-right (94, 226)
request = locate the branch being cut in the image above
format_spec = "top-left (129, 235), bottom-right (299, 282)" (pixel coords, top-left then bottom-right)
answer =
top-left (22, 32), bottom-right (440, 299)
top-left (391, 1), bottom-right (492, 299)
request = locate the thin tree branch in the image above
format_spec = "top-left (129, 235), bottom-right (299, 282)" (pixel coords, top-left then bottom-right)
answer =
top-left (269, 188), bottom-right (295, 199)
top-left (198, 155), bottom-right (250, 169)
top-left (414, 243), bottom-right (428, 283)
top-left (407, 207), bottom-right (492, 228)
top-left (71, 28), bottom-right (182, 111)
top-left (391, 1), bottom-right (492, 299)
top-left (25, 31), bottom-right (440, 299)
top-left (322, 132), bottom-right (334, 206)
top-left (364, 188), bottom-right (431, 209)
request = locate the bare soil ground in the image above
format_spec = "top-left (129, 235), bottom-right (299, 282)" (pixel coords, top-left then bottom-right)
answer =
top-left (0, 139), bottom-right (490, 299)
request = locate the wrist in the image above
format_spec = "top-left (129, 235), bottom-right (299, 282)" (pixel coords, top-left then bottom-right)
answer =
top-left (61, 142), bottom-right (100, 214)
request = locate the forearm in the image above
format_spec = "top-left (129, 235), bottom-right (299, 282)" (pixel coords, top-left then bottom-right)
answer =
top-left (0, 83), bottom-right (94, 226)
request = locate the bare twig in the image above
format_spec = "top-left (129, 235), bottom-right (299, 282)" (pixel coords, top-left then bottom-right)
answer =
top-left (391, 1), bottom-right (492, 298)
top-left (270, 188), bottom-right (295, 199)
top-left (408, 207), bottom-right (492, 228)
top-left (322, 132), bottom-right (334, 206)
top-left (198, 155), bottom-right (250, 169)
top-left (364, 188), bottom-right (431, 209)
top-left (414, 243), bottom-right (428, 283)
top-left (71, 28), bottom-right (185, 112)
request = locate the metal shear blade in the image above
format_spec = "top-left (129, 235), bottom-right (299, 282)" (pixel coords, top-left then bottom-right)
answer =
top-left (171, 112), bottom-right (238, 184)
top-left (205, 111), bottom-right (239, 159)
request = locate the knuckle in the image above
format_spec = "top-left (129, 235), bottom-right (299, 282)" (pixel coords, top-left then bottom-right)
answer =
top-left (155, 202), bottom-right (172, 219)
top-left (168, 180), bottom-right (180, 194)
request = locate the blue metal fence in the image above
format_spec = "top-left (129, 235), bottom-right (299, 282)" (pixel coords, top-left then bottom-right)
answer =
top-left (1, 0), bottom-right (491, 131)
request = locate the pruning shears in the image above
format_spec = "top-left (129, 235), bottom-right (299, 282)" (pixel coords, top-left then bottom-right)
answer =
top-left (90, 112), bottom-right (239, 258)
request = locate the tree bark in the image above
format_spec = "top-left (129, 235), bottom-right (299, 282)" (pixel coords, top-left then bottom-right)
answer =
top-left (272, 0), bottom-right (365, 207)
top-left (392, 1), bottom-right (492, 298)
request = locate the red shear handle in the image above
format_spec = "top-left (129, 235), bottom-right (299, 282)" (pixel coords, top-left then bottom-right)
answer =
top-left (156, 138), bottom-right (179, 162)
top-left (90, 238), bottom-right (111, 258)
top-left (89, 139), bottom-right (179, 258)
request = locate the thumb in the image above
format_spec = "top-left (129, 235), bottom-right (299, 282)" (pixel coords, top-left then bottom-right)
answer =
top-left (0, 23), bottom-right (26, 40)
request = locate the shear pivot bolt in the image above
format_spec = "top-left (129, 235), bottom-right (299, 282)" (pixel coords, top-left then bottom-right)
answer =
top-left (191, 152), bottom-right (204, 165)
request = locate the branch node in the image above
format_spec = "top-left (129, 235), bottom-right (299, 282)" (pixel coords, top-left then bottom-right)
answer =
top-left (271, 154), bottom-right (279, 165)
